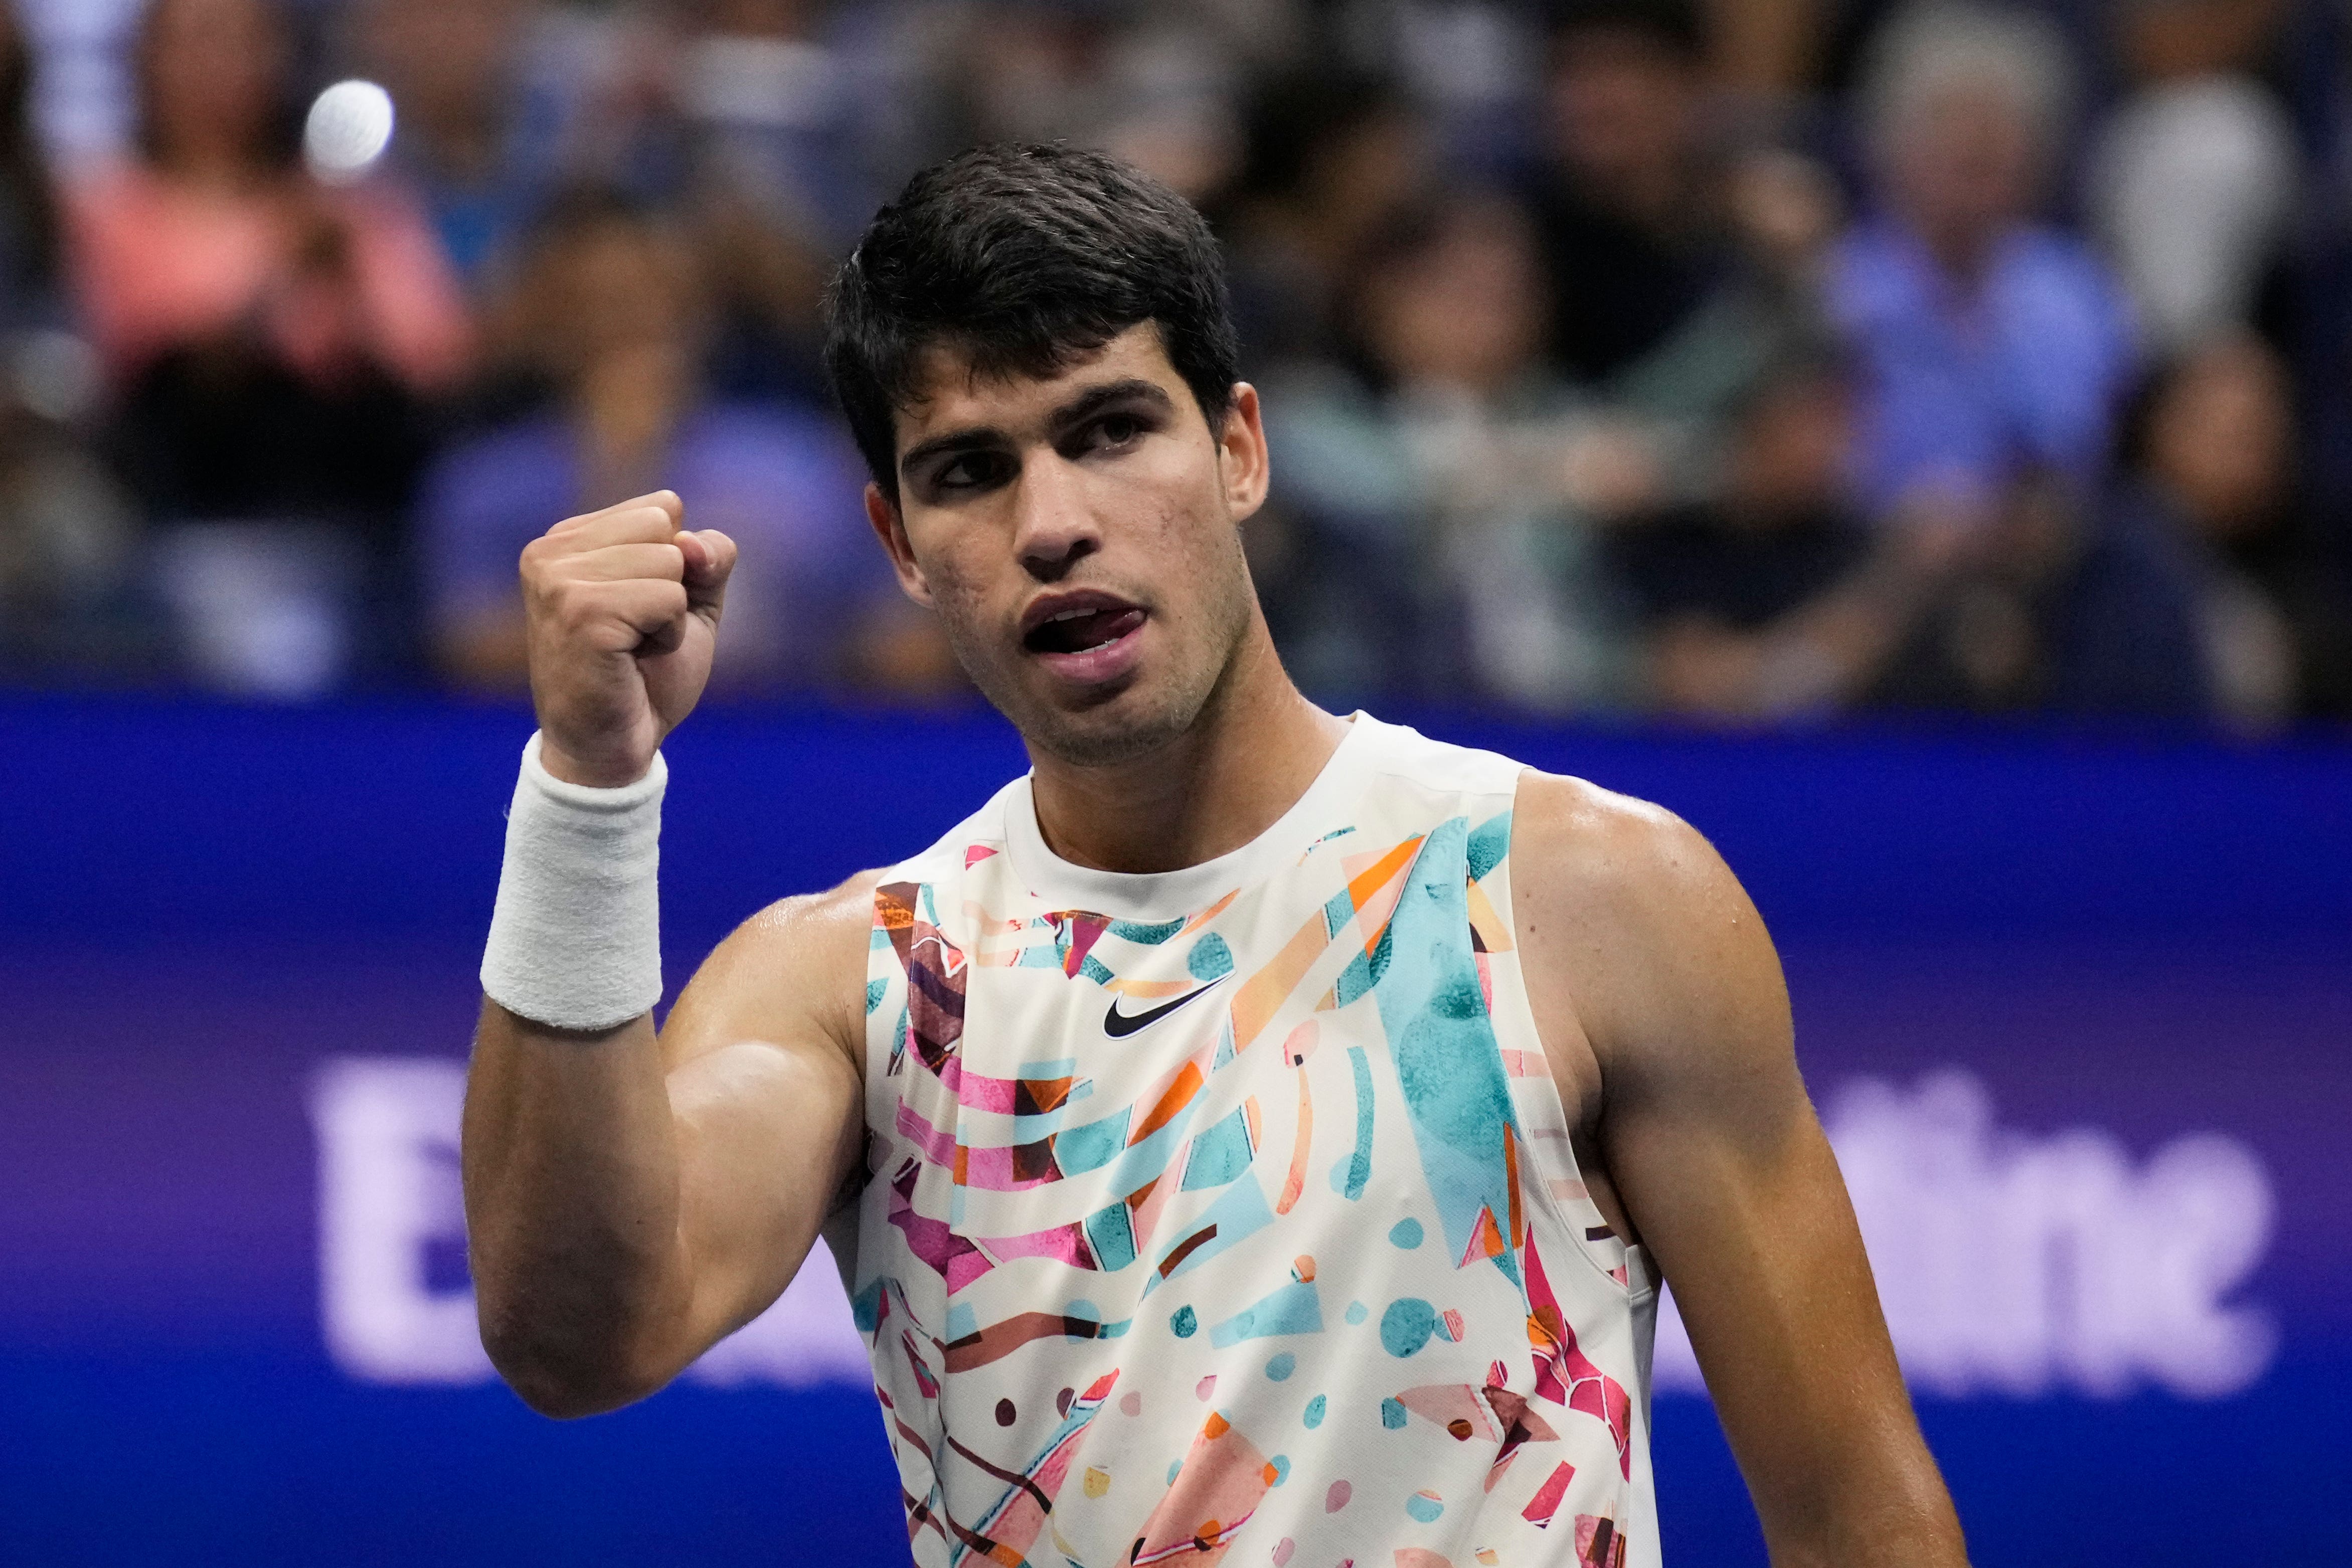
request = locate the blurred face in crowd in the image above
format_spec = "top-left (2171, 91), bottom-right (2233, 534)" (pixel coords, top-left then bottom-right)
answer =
top-left (1883, 76), bottom-right (2044, 267)
top-left (869, 324), bottom-right (1268, 766)
top-left (1725, 372), bottom-right (1855, 527)
top-left (359, 0), bottom-right (525, 152)
top-left (529, 217), bottom-right (700, 381)
top-left (1304, 103), bottom-right (1430, 238)
top-left (140, 0), bottom-right (289, 175)
top-left (1546, 26), bottom-right (1699, 217)
top-left (2149, 336), bottom-right (2293, 539)
top-left (1362, 200), bottom-right (1546, 399)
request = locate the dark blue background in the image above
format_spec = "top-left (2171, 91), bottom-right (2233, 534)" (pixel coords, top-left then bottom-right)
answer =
top-left (3, 695), bottom-right (2346, 1565)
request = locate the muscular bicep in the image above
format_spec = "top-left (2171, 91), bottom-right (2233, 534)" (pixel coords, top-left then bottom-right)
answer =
top-left (646, 877), bottom-right (873, 1367)
top-left (1516, 779), bottom-right (1961, 1563)
top-left (1595, 939), bottom-right (1908, 1532)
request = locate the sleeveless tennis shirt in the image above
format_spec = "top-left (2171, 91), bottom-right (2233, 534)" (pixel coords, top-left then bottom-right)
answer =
top-left (838, 714), bottom-right (1659, 1566)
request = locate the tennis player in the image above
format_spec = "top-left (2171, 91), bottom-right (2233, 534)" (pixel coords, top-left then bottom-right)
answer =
top-left (463, 143), bottom-right (1965, 1566)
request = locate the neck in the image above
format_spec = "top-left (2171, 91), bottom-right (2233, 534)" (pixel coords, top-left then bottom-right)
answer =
top-left (1026, 618), bottom-right (1349, 877)
top-left (573, 342), bottom-right (692, 498)
top-left (1909, 213), bottom-right (2005, 287)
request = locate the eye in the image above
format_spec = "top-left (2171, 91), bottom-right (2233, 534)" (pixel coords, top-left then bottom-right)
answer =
top-left (1087, 412), bottom-right (1147, 451)
top-left (934, 451), bottom-right (1011, 491)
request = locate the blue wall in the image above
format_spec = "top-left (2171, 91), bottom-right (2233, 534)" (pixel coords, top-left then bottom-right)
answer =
top-left (3, 695), bottom-right (2346, 1565)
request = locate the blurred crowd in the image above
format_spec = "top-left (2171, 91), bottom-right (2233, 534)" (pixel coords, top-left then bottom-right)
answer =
top-left (3, 0), bottom-right (2350, 728)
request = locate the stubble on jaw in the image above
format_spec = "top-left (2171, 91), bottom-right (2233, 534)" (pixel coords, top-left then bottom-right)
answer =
top-left (945, 586), bottom-right (1228, 771)
top-left (928, 484), bottom-right (1259, 770)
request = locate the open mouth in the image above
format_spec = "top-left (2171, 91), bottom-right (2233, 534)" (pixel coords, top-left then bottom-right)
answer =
top-left (1022, 603), bottom-right (1146, 657)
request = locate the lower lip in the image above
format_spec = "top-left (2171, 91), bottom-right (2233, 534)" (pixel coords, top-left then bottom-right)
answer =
top-left (1033, 614), bottom-right (1147, 687)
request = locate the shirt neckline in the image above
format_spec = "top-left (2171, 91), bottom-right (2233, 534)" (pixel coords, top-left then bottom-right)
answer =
top-left (1001, 712), bottom-right (1384, 922)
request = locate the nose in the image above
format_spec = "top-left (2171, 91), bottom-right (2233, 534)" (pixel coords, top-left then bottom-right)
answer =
top-left (1010, 451), bottom-right (1102, 581)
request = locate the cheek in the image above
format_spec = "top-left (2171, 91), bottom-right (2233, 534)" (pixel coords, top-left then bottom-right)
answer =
top-left (915, 550), bottom-right (993, 629)
top-left (1141, 492), bottom-right (1236, 595)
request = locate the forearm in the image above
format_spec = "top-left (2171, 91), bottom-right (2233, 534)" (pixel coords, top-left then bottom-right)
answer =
top-left (1761, 1436), bottom-right (1966, 1568)
top-left (463, 1002), bottom-right (695, 1416)
top-left (1659, 1137), bottom-right (1967, 1567)
top-left (457, 498), bottom-right (850, 1416)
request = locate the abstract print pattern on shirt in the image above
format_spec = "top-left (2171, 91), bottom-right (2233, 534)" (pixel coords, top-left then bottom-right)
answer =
top-left (846, 717), bottom-right (1659, 1566)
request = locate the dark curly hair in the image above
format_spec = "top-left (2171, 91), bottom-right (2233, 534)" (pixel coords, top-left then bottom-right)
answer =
top-left (823, 142), bottom-right (1241, 505)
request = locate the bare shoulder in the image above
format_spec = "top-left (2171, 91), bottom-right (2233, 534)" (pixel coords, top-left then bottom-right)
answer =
top-left (1509, 771), bottom-right (1788, 1094)
top-left (660, 869), bottom-right (885, 1075)
top-left (733, 868), bottom-right (885, 955)
top-left (1510, 770), bottom-right (1748, 938)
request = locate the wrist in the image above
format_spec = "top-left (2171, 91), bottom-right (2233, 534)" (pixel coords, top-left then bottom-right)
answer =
top-left (536, 732), bottom-right (656, 791)
top-left (481, 732), bottom-right (667, 1031)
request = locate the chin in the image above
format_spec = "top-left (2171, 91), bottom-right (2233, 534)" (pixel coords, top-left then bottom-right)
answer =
top-left (1019, 680), bottom-right (1200, 768)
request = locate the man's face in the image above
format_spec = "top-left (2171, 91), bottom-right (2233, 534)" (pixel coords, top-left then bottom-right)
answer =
top-left (1547, 29), bottom-right (1698, 211)
top-left (1888, 82), bottom-right (2041, 258)
top-left (1364, 202), bottom-right (1545, 396)
top-left (866, 324), bottom-right (1270, 767)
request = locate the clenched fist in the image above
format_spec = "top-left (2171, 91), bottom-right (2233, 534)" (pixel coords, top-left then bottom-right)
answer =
top-left (520, 491), bottom-right (737, 787)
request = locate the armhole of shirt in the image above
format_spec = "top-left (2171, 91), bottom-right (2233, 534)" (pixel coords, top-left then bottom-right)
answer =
top-left (856, 788), bottom-right (1012, 1150)
top-left (1483, 766), bottom-right (1657, 1300)
top-left (861, 874), bottom-right (910, 1144)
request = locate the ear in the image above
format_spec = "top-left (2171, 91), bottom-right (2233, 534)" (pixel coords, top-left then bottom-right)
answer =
top-left (1216, 382), bottom-right (1271, 524)
top-left (864, 482), bottom-right (935, 608)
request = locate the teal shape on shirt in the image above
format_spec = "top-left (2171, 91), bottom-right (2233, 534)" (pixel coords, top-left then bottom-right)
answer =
top-left (1208, 1278), bottom-right (1324, 1347)
top-left (1084, 1200), bottom-right (1137, 1272)
top-left (1055, 1106), bottom-right (1131, 1175)
top-left (1187, 932), bottom-right (1235, 981)
top-left (1366, 814), bottom-right (1524, 1290)
top-left (1181, 1105), bottom-right (1255, 1190)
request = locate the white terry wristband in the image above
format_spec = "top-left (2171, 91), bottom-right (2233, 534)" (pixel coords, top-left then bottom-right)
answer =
top-left (480, 732), bottom-right (666, 1031)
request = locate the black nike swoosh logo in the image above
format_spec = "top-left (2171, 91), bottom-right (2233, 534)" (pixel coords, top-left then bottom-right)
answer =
top-left (1103, 977), bottom-right (1226, 1038)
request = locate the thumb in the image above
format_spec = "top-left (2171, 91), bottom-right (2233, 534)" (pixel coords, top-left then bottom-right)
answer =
top-left (680, 528), bottom-right (737, 618)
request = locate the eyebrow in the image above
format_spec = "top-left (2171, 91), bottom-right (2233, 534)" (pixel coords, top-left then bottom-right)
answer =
top-left (897, 378), bottom-right (1177, 479)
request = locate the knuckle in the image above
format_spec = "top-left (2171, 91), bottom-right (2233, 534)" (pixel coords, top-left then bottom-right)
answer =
top-left (550, 585), bottom-right (596, 628)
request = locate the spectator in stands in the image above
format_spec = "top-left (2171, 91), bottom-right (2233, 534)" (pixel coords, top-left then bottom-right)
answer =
top-left (1523, 0), bottom-right (1729, 394)
top-left (1869, 463), bottom-right (2210, 717)
top-left (0, 0), bottom-right (53, 335)
top-left (656, 0), bottom-right (861, 405)
top-left (2089, 0), bottom-right (2300, 357)
top-left (1266, 192), bottom-right (1655, 711)
top-left (1335, 0), bottom-right (1543, 175)
top-left (1606, 355), bottom-right (1943, 720)
top-left (2111, 334), bottom-right (2351, 726)
top-left (1524, 0), bottom-right (1838, 441)
top-left (349, 0), bottom-right (558, 291)
top-left (421, 192), bottom-right (951, 697)
top-left (70, 0), bottom-right (470, 395)
top-left (67, 0), bottom-right (472, 695)
top-left (0, 0), bottom-right (141, 679)
top-left (867, 0), bottom-right (1248, 206)
top-left (664, 0), bottom-right (861, 239)
top-left (1222, 72), bottom-right (1436, 367)
top-left (1831, 6), bottom-right (2135, 525)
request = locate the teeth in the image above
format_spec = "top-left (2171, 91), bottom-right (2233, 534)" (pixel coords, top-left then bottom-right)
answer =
top-left (1051, 608), bottom-right (1091, 622)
